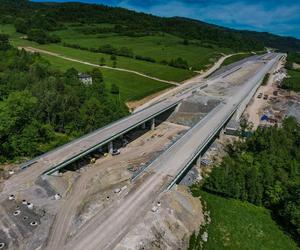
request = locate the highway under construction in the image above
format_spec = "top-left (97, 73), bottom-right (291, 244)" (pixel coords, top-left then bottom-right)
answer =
top-left (0, 53), bottom-right (284, 250)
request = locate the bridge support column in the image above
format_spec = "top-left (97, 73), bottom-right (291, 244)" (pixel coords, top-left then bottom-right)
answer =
top-left (51, 171), bottom-right (60, 176)
top-left (141, 123), bottom-right (146, 130)
top-left (151, 118), bottom-right (155, 131)
top-left (108, 141), bottom-right (114, 154)
top-left (218, 127), bottom-right (225, 140)
top-left (196, 156), bottom-right (201, 167)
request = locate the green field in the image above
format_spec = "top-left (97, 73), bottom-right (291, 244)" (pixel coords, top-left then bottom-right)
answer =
top-left (53, 24), bottom-right (232, 70)
top-left (0, 24), bottom-right (198, 82)
top-left (221, 53), bottom-right (254, 67)
top-left (0, 24), bottom-right (173, 101)
top-left (0, 23), bottom-right (237, 82)
top-left (284, 69), bottom-right (300, 91)
top-left (41, 54), bottom-right (171, 101)
top-left (191, 192), bottom-right (298, 250)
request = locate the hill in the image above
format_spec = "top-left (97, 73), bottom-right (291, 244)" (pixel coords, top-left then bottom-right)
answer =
top-left (0, 0), bottom-right (299, 52)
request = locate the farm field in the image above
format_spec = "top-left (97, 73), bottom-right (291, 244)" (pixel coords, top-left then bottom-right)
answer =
top-left (1, 24), bottom-right (198, 82)
top-left (0, 23), bottom-right (237, 82)
top-left (189, 191), bottom-right (299, 250)
top-left (53, 23), bottom-right (233, 70)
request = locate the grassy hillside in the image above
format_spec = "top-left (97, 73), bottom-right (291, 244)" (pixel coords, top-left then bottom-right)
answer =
top-left (53, 24), bottom-right (232, 71)
top-left (189, 191), bottom-right (299, 250)
top-left (221, 53), bottom-right (254, 67)
top-left (41, 54), bottom-right (171, 101)
top-left (1, 0), bottom-right (299, 52)
top-left (283, 69), bottom-right (300, 92)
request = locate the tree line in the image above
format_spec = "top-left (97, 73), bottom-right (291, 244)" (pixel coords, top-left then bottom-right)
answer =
top-left (0, 0), bottom-right (264, 51)
top-left (14, 15), bottom-right (61, 44)
top-left (1, 0), bottom-right (300, 51)
top-left (63, 42), bottom-right (190, 69)
top-left (197, 118), bottom-right (300, 243)
top-left (0, 39), bottom-right (128, 162)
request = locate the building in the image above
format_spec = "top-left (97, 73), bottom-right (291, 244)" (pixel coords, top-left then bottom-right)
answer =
top-left (78, 73), bottom-right (93, 85)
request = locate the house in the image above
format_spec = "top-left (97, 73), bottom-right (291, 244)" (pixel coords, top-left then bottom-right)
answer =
top-left (78, 73), bottom-right (93, 85)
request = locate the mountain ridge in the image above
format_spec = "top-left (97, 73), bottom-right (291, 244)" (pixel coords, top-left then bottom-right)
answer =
top-left (0, 0), bottom-right (299, 52)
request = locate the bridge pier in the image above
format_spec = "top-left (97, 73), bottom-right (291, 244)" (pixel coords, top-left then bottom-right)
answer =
top-left (108, 141), bottom-right (114, 154)
top-left (51, 171), bottom-right (60, 176)
top-left (141, 123), bottom-right (146, 130)
top-left (196, 156), bottom-right (201, 167)
top-left (151, 118), bottom-right (156, 131)
top-left (217, 127), bottom-right (225, 140)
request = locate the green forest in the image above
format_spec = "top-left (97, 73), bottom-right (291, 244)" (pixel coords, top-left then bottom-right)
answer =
top-left (194, 117), bottom-right (300, 244)
top-left (0, 35), bottom-right (128, 162)
top-left (1, 0), bottom-right (300, 52)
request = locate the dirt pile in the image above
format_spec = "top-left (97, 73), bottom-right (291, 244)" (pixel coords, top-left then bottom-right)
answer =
top-left (168, 95), bottom-right (220, 127)
top-left (115, 186), bottom-right (204, 250)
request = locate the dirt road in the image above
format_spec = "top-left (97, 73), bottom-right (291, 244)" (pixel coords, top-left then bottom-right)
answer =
top-left (44, 122), bottom-right (188, 250)
top-left (244, 59), bottom-right (284, 128)
top-left (21, 47), bottom-right (180, 86)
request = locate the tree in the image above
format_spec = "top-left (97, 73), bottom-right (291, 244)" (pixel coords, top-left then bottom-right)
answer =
top-left (0, 90), bottom-right (37, 137)
top-left (65, 67), bottom-right (79, 79)
top-left (90, 68), bottom-right (103, 82)
top-left (0, 34), bottom-right (10, 50)
top-left (201, 117), bottom-right (300, 240)
top-left (79, 97), bottom-right (108, 132)
top-left (183, 39), bottom-right (189, 45)
top-left (99, 57), bottom-right (106, 66)
top-left (110, 54), bottom-right (117, 61)
top-left (14, 18), bottom-right (28, 33)
top-left (110, 83), bottom-right (119, 94)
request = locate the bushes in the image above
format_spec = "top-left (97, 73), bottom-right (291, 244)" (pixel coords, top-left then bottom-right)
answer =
top-left (27, 29), bottom-right (61, 44)
top-left (62, 42), bottom-right (134, 59)
top-left (14, 16), bottom-right (61, 44)
top-left (62, 43), bottom-right (190, 69)
top-left (261, 73), bottom-right (270, 86)
top-left (0, 34), bottom-right (10, 50)
top-left (135, 55), bottom-right (156, 63)
top-left (168, 57), bottom-right (189, 69)
top-left (202, 117), bottom-right (300, 241)
top-left (282, 70), bottom-right (300, 92)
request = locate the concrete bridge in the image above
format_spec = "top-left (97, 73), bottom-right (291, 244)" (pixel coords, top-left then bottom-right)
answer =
top-left (19, 53), bottom-right (280, 181)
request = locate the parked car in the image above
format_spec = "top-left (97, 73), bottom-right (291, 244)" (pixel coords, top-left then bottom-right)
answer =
top-left (263, 94), bottom-right (268, 100)
top-left (257, 93), bottom-right (263, 98)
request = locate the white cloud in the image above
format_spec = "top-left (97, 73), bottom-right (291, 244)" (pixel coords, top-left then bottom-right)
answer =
top-left (118, 0), bottom-right (300, 38)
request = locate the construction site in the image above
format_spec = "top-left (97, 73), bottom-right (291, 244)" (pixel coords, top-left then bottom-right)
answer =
top-left (1, 53), bottom-right (297, 250)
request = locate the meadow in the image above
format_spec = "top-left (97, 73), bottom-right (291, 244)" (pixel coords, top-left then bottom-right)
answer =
top-left (53, 23), bottom-right (233, 70)
top-left (221, 52), bottom-right (254, 66)
top-left (41, 54), bottom-right (171, 101)
top-left (189, 191), bottom-right (299, 250)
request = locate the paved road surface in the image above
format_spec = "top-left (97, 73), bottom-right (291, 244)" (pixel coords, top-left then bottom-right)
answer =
top-left (19, 54), bottom-right (260, 177)
top-left (1, 53), bottom-right (274, 199)
top-left (65, 54), bottom-right (280, 250)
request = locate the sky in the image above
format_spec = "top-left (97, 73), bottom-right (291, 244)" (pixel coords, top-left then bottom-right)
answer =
top-left (33, 0), bottom-right (300, 39)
